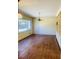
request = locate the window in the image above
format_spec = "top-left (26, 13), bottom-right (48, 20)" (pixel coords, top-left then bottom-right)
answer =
top-left (18, 19), bottom-right (31, 32)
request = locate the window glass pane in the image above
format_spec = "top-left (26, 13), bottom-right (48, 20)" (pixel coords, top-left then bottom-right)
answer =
top-left (18, 19), bottom-right (31, 32)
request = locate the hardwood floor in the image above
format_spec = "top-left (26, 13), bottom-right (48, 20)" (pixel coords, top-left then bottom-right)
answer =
top-left (18, 34), bottom-right (60, 59)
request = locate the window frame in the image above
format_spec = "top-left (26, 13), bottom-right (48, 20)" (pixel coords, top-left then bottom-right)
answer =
top-left (18, 19), bottom-right (32, 33)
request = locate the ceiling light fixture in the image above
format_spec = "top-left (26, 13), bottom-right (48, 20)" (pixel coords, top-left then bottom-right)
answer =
top-left (38, 12), bottom-right (41, 21)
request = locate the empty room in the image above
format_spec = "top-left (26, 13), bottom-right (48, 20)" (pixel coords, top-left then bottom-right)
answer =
top-left (18, 0), bottom-right (61, 59)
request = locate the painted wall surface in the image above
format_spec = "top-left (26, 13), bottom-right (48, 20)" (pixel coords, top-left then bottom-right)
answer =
top-left (56, 12), bottom-right (61, 33)
top-left (34, 17), bottom-right (56, 35)
top-left (18, 30), bottom-right (32, 41)
top-left (56, 32), bottom-right (61, 47)
top-left (18, 16), bottom-right (33, 41)
top-left (55, 12), bottom-right (61, 47)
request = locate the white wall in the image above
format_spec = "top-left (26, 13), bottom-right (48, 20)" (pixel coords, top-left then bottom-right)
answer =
top-left (55, 11), bottom-right (61, 47)
top-left (34, 17), bottom-right (56, 35)
top-left (56, 32), bottom-right (61, 47)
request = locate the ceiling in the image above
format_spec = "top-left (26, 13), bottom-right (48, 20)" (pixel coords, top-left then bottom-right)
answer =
top-left (18, 0), bottom-right (61, 17)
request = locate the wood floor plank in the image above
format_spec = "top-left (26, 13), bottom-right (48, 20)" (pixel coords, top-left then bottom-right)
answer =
top-left (18, 34), bottom-right (61, 59)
